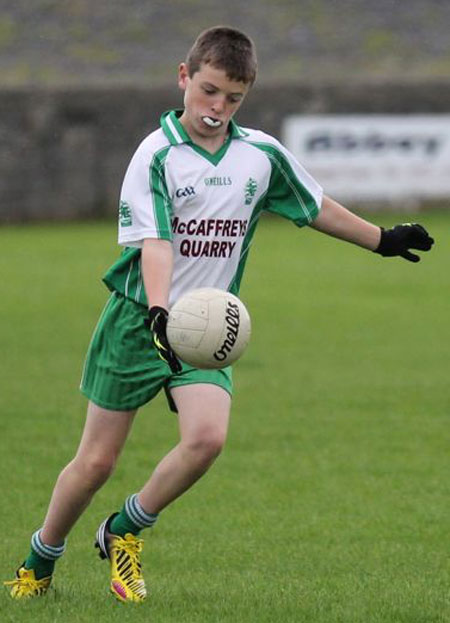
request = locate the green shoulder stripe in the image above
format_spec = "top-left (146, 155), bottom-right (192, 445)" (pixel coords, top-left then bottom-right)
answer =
top-left (247, 141), bottom-right (319, 226)
top-left (149, 146), bottom-right (173, 239)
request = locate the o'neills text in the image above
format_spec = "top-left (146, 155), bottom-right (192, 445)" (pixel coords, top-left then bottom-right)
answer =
top-left (214, 301), bottom-right (240, 361)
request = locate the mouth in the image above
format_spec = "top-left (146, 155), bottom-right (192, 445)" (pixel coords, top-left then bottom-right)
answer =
top-left (202, 116), bottom-right (223, 128)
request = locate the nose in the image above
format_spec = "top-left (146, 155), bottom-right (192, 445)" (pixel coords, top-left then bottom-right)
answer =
top-left (211, 96), bottom-right (226, 115)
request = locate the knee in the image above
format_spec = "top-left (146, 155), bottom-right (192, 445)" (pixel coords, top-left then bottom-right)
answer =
top-left (183, 428), bottom-right (227, 464)
top-left (70, 453), bottom-right (117, 489)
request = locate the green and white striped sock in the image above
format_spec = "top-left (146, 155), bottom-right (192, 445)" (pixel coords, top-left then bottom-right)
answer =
top-left (110, 494), bottom-right (159, 537)
top-left (24, 530), bottom-right (66, 580)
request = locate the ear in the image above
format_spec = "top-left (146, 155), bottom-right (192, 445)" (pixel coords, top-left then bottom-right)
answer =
top-left (178, 63), bottom-right (189, 91)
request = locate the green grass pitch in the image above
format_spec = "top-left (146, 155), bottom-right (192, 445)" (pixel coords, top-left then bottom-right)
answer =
top-left (0, 212), bottom-right (448, 622)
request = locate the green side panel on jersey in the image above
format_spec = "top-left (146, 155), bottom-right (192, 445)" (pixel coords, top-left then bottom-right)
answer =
top-left (149, 146), bottom-right (172, 238)
top-left (248, 142), bottom-right (320, 226)
top-left (103, 247), bottom-right (148, 307)
top-left (228, 191), bottom-right (268, 295)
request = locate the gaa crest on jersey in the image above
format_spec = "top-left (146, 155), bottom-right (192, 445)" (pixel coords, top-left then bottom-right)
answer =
top-left (244, 178), bottom-right (258, 205)
top-left (175, 186), bottom-right (196, 198)
top-left (119, 201), bottom-right (132, 227)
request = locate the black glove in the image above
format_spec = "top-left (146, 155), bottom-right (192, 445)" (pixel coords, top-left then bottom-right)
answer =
top-left (374, 223), bottom-right (434, 263)
top-left (145, 306), bottom-right (182, 373)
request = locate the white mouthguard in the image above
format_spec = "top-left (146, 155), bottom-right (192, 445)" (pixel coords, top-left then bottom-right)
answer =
top-left (202, 116), bottom-right (223, 128)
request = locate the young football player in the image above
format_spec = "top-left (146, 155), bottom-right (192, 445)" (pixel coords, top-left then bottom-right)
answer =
top-left (5, 25), bottom-right (434, 603)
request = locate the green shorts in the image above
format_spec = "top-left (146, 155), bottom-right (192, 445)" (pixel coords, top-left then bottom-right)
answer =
top-left (80, 292), bottom-right (233, 412)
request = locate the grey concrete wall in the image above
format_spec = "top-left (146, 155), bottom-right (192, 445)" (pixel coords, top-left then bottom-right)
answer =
top-left (1, 81), bottom-right (450, 222)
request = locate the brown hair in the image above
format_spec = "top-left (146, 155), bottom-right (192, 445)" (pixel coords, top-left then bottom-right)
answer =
top-left (186, 26), bottom-right (257, 85)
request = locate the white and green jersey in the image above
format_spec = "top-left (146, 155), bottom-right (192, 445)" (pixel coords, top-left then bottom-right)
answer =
top-left (104, 109), bottom-right (323, 307)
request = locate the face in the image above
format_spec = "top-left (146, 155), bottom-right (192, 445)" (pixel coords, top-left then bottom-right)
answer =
top-left (178, 62), bottom-right (250, 143)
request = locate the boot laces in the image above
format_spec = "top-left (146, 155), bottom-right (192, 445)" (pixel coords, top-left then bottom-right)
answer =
top-left (4, 570), bottom-right (49, 596)
top-left (114, 534), bottom-right (144, 577)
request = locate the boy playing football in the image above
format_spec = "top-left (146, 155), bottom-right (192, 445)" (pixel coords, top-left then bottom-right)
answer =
top-left (5, 26), bottom-right (433, 603)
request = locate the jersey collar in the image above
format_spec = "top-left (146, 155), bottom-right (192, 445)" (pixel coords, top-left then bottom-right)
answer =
top-left (160, 109), bottom-right (248, 146)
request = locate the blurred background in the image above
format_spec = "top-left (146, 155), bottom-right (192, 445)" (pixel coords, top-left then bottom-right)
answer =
top-left (1, 0), bottom-right (450, 221)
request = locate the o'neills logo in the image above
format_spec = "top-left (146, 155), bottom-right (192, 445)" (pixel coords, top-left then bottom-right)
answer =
top-left (214, 302), bottom-right (240, 362)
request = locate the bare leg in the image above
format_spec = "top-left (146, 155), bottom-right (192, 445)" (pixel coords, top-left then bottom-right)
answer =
top-left (40, 402), bottom-right (136, 545)
top-left (138, 383), bottom-right (231, 514)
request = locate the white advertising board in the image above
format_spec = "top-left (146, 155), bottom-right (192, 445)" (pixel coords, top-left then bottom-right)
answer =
top-left (281, 115), bottom-right (450, 202)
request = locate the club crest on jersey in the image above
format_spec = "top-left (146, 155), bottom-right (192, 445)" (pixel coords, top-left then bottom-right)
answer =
top-left (119, 200), bottom-right (132, 227)
top-left (244, 178), bottom-right (258, 205)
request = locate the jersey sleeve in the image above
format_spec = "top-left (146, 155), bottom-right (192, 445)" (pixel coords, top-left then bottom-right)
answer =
top-left (118, 140), bottom-right (173, 247)
top-left (262, 136), bottom-right (323, 227)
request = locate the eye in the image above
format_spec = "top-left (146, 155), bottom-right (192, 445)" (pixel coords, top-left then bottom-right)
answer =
top-left (203, 86), bottom-right (216, 95)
